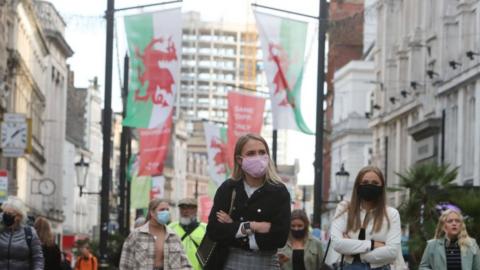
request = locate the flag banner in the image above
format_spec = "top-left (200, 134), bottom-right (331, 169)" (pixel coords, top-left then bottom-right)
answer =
top-left (203, 122), bottom-right (228, 187)
top-left (123, 8), bottom-right (182, 128)
top-left (0, 170), bottom-right (8, 203)
top-left (226, 91), bottom-right (266, 170)
top-left (254, 11), bottom-right (314, 134)
top-left (138, 114), bottom-right (172, 176)
top-left (198, 195), bottom-right (214, 223)
top-left (150, 175), bottom-right (165, 199)
top-left (131, 175), bottom-right (152, 209)
top-left (126, 154), bottom-right (138, 182)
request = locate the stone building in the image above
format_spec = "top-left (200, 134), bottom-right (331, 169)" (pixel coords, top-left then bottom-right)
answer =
top-left (371, 0), bottom-right (480, 205)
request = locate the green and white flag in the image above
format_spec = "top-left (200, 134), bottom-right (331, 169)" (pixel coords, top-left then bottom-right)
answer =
top-left (254, 11), bottom-right (314, 134)
top-left (203, 122), bottom-right (228, 188)
top-left (123, 8), bottom-right (182, 128)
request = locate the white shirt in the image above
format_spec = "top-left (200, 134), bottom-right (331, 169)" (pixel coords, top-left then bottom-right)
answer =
top-left (330, 201), bottom-right (401, 268)
top-left (235, 182), bottom-right (262, 250)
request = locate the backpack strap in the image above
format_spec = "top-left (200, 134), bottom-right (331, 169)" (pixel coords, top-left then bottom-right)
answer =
top-left (24, 226), bottom-right (33, 270)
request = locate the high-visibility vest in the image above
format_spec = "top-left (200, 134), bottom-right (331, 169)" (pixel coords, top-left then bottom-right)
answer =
top-left (168, 221), bottom-right (206, 270)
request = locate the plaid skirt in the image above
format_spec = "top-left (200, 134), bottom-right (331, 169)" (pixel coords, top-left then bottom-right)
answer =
top-left (223, 247), bottom-right (280, 270)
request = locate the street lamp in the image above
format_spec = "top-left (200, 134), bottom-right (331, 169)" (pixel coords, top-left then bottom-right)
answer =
top-left (335, 164), bottom-right (350, 201)
top-left (75, 155), bottom-right (97, 197)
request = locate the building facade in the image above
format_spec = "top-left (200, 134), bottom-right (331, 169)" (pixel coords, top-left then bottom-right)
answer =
top-left (331, 61), bottom-right (374, 201)
top-left (371, 0), bottom-right (480, 206)
top-left (0, 0), bottom-right (73, 235)
top-left (325, 0), bottom-right (365, 203)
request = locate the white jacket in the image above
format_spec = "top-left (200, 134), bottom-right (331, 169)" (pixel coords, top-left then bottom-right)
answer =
top-left (330, 201), bottom-right (402, 269)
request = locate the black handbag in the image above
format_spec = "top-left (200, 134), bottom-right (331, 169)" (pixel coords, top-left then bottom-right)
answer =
top-left (196, 189), bottom-right (236, 269)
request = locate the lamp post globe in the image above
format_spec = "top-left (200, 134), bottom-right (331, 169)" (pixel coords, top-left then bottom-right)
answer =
top-left (335, 163), bottom-right (350, 201)
top-left (75, 155), bottom-right (89, 193)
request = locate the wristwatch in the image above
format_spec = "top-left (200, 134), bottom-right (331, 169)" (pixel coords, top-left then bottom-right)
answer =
top-left (243, 222), bottom-right (253, 235)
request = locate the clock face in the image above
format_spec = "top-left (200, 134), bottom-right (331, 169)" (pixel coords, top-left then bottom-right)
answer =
top-left (1, 122), bottom-right (28, 149)
top-left (39, 179), bottom-right (56, 196)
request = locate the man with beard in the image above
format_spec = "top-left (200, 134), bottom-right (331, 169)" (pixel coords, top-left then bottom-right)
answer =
top-left (169, 198), bottom-right (206, 270)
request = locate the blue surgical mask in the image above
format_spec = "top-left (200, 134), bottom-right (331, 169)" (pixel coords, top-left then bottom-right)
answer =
top-left (156, 210), bottom-right (170, 225)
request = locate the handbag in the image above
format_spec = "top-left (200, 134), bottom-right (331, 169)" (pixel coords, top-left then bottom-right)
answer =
top-left (196, 188), bottom-right (236, 269)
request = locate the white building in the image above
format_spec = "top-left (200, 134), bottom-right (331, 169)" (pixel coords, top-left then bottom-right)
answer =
top-left (331, 61), bottom-right (375, 200)
top-left (33, 0), bottom-right (73, 234)
top-left (370, 0), bottom-right (480, 206)
top-left (62, 78), bottom-right (102, 238)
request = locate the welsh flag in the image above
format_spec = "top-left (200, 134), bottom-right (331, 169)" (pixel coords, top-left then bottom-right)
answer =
top-left (203, 122), bottom-right (228, 187)
top-left (123, 8), bottom-right (181, 128)
top-left (254, 11), bottom-right (314, 134)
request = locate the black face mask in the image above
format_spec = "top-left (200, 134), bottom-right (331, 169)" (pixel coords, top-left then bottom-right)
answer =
top-left (2, 213), bottom-right (16, 227)
top-left (291, 228), bottom-right (307, 239)
top-left (357, 184), bottom-right (383, 202)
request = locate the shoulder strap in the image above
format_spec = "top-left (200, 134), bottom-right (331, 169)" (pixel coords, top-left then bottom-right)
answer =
top-left (321, 238), bottom-right (331, 264)
top-left (24, 226), bottom-right (33, 270)
top-left (228, 189), bottom-right (236, 215)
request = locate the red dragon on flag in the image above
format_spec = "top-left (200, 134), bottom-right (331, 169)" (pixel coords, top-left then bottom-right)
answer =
top-left (268, 43), bottom-right (296, 108)
top-left (210, 137), bottom-right (227, 174)
top-left (134, 37), bottom-right (177, 106)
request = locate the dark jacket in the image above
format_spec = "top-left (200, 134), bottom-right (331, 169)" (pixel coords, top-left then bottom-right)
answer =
top-left (207, 179), bottom-right (291, 251)
top-left (0, 225), bottom-right (44, 270)
top-left (42, 244), bottom-right (62, 270)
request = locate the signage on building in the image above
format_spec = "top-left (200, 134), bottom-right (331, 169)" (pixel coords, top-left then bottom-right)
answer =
top-left (0, 113), bottom-right (32, 157)
top-left (0, 170), bottom-right (7, 203)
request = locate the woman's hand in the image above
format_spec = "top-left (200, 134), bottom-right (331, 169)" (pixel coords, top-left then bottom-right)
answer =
top-left (251, 221), bottom-right (271, 233)
top-left (216, 211), bottom-right (233, 223)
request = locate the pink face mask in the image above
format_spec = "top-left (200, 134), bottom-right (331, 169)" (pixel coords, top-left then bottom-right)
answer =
top-left (241, 155), bottom-right (269, 178)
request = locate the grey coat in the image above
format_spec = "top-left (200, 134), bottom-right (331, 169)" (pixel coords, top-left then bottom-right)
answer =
top-left (0, 225), bottom-right (44, 270)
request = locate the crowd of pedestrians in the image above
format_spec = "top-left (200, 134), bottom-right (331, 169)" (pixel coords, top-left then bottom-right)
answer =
top-left (1, 133), bottom-right (479, 269)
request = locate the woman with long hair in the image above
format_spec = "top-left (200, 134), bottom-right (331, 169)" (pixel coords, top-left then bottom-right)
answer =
top-left (34, 217), bottom-right (62, 269)
top-left (206, 133), bottom-right (291, 269)
top-left (330, 166), bottom-right (401, 270)
top-left (419, 209), bottom-right (480, 269)
top-left (277, 209), bottom-right (323, 270)
top-left (119, 198), bottom-right (191, 270)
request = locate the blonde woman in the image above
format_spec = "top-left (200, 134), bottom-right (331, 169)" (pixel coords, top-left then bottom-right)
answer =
top-left (330, 166), bottom-right (401, 270)
top-left (120, 199), bottom-right (191, 270)
top-left (419, 209), bottom-right (480, 270)
top-left (206, 133), bottom-right (291, 269)
top-left (0, 196), bottom-right (44, 270)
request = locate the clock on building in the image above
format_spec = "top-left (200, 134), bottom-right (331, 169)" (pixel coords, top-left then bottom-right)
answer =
top-left (39, 178), bottom-right (56, 196)
top-left (1, 113), bottom-right (30, 157)
top-left (1, 121), bottom-right (27, 149)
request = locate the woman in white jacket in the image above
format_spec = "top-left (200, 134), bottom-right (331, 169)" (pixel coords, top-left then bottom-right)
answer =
top-left (330, 166), bottom-right (403, 270)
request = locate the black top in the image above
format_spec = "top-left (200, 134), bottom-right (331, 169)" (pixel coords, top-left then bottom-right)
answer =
top-left (181, 221), bottom-right (200, 236)
top-left (445, 240), bottom-right (462, 270)
top-left (42, 244), bottom-right (62, 270)
top-left (352, 228), bottom-right (366, 263)
top-left (292, 249), bottom-right (306, 270)
top-left (206, 179), bottom-right (291, 251)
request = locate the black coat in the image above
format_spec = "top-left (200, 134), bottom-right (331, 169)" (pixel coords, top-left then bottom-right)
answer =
top-left (42, 244), bottom-right (61, 270)
top-left (206, 179), bottom-right (291, 251)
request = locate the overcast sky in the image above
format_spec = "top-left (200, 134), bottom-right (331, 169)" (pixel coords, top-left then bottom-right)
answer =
top-left (48, 0), bottom-right (321, 185)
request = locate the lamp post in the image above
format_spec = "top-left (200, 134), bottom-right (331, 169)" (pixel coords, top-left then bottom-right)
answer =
top-left (335, 164), bottom-right (350, 201)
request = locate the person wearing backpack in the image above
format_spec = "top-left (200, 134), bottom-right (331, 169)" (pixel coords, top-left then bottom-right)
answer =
top-left (0, 196), bottom-right (44, 270)
top-left (74, 241), bottom-right (98, 270)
